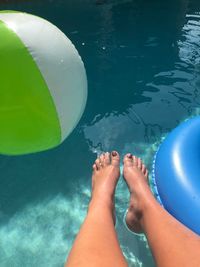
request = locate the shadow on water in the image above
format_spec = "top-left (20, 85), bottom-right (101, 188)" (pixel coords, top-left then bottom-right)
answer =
top-left (0, 128), bottom-right (95, 222)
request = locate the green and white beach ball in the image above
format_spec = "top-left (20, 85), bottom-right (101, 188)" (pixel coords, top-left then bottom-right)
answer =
top-left (0, 11), bottom-right (87, 155)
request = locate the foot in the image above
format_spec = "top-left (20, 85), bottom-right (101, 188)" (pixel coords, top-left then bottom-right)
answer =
top-left (123, 154), bottom-right (153, 233)
top-left (90, 151), bottom-right (120, 223)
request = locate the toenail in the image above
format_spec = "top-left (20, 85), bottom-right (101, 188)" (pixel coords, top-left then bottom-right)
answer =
top-left (127, 153), bottom-right (132, 159)
top-left (112, 151), bottom-right (117, 156)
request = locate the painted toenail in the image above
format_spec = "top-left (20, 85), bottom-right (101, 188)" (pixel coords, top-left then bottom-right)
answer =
top-left (127, 153), bottom-right (132, 159)
top-left (112, 151), bottom-right (117, 157)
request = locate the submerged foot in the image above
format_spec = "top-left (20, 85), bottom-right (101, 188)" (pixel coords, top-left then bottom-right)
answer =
top-left (91, 151), bottom-right (120, 222)
top-left (123, 154), bottom-right (152, 233)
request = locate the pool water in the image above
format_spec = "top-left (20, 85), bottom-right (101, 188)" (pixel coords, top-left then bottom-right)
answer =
top-left (0, 0), bottom-right (200, 266)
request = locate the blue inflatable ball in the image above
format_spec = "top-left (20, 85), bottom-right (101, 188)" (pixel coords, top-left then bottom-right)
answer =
top-left (152, 116), bottom-right (200, 235)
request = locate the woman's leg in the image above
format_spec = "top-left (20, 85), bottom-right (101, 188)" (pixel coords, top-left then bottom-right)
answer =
top-left (123, 154), bottom-right (200, 267)
top-left (65, 152), bottom-right (128, 267)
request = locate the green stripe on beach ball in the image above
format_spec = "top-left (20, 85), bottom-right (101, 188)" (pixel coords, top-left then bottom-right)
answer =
top-left (0, 10), bottom-right (20, 13)
top-left (0, 21), bottom-right (61, 155)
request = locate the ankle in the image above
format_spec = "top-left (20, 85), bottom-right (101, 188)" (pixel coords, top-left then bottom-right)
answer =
top-left (140, 194), bottom-right (160, 228)
top-left (88, 197), bottom-right (116, 225)
top-left (89, 195), bottom-right (114, 212)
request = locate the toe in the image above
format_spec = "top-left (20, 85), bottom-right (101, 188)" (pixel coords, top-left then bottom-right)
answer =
top-left (145, 169), bottom-right (149, 178)
top-left (138, 158), bottom-right (142, 170)
top-left (142, 163), bottom-right (146, 174)
top-left (111, 151), bottom-right (120, 166)
top-left (95, 158), bottom-right (101, 170)
top-left (93, 164), bottom-right (97, 171)
top-left (104, 152), bottom-right (111, 165)
top-left (123, 153), bottom-right (133, 167)
top-left (133, 156), bottom-right (138, 167)
top-left (99, 153), bottom-right (105, 166)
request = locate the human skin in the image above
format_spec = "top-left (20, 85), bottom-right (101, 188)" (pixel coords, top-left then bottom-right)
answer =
top-left (65, 152), bottom-right (200, 267)
top-left (65, 151), bottom-right (128, 267)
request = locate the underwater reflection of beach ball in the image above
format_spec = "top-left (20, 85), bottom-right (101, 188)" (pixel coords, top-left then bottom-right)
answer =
top-left (0, 11), bottom-right (87, 155)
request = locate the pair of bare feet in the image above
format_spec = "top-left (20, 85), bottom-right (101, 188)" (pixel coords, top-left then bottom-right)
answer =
top-left (91, 151), bottom-right (153, 234)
